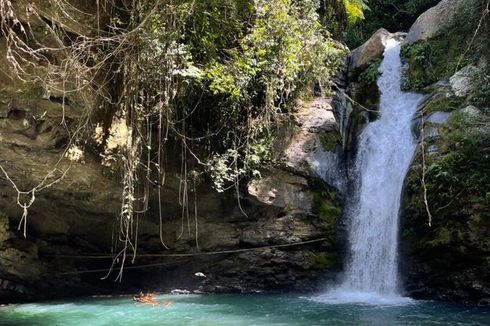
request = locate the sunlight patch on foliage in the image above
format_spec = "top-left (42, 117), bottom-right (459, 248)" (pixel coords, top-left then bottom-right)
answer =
top-left (343, 0), bottom-right (368, 24)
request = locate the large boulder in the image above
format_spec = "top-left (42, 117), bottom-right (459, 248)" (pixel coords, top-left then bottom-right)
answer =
top-left (404, 0), bottom-right (465, 44)
top-left (349, 28), bottom-right (391, 74)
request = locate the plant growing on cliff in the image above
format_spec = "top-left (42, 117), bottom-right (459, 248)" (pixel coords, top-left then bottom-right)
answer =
top-left (358, 58), bottom-right (382, 85)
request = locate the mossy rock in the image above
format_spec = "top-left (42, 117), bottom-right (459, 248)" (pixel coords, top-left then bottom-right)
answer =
top-left (426, 227), bottom-right (452, 248)
top-left (23, 82), bottom-right (46, 99)
top-left (358, 58), bottom-right (381, 86)
top-left (310, 179), bottom-right (343, 232)
top-left (401, 37), bottom-right (474, 92)
top-left (469, 64), bottom-right (490, 107)
top-left (317, 201), bottom-right (342, 227)
top-left (423, 95), bottom-right (465, 114)
top-left (305, 251), bottom-right (340, 270)
top-left (401, 1), bottom-right (489, 93)
top-left (319, 131), bottom-right (341, 152)
top-left (399, 0), bottom-right (490, 303)
top-left (0, 211), bottom-right (9, 243)
top-left (349, 59), bottom-right (381, 110)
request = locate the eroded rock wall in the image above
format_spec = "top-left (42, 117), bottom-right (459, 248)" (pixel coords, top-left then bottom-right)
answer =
top-left (0, 98), bottom-right (345, 302)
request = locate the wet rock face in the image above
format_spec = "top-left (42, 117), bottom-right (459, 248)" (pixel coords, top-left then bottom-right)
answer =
top-left (403, 97), bottom-right (489, 301)
top-left (333, 31), bottom-right (391, 156)
top-left (0, 129), bottom-right (341, 302)
top-left (0, 149), bottom-right (340, 301)
top-left (0, 0), bottom-right (121, 302)
top-left (248, 172), bottom-right (313, 213)
top-left (401, 89), bottom-right (490, 305)
top-left (9, 0), bottom-right (112, 37)
top-left (280, 98), bottom-right (346, 194)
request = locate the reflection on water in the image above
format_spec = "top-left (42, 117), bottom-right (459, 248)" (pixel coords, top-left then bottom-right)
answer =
top-left (1, 294), bottom-right (489, 326)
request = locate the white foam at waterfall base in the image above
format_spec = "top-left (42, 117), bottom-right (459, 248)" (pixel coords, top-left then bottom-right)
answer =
top-left (311, 289), bottom-right (413, 305)
top-left (313, 38), bottom-right (424, 305)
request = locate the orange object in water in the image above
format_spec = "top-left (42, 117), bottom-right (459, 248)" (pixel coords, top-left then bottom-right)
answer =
top-left (133, 293), bottom-right (173, 307)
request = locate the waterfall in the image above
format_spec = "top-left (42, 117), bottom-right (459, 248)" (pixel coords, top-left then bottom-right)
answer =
top-left (314, 37), bottom-right (424, 304)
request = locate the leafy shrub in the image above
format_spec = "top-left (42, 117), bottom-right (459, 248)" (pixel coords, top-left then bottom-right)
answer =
top-left (358, 58), bottom-right (381, 85)
top-left (190, 0), bottom-right (347, 186)
top-left (471, 65), bottom-right (490, 107)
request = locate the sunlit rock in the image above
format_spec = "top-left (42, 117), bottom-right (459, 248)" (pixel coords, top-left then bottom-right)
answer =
top-left (404, 0), bottom-right (465, 44)
top-left (349, 28), bottom-right (391, 74)
top-left (450, 65), bottom-right (480, 97)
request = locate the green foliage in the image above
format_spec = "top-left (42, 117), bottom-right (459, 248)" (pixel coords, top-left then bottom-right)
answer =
top-left (441, 111), bottom-right (490, 190)
top-left (350, 58), bottom-right (381, 109)
top-left (343, 0), bottom-right (369, 24)
top-left (206, 137), bottom-right (275, 192)
top-left (419, 109), bottom-right (489, 216)
top-left (471, 65), bottom-right (490, 107)
top-left (108, 0), bottom-right (347, 193)
top-left (306, 251), bottom-right (340, 269)
top-left (358, 58), bottom-right (381, 85)
top-left (201, 0), bottom-right (346, 104)
top-left (392, 0), bottom-right (490, 295)
top-left (401, 105), bottom-right (490, 289)
top-left (400, 41), bottom-right (433, 90)
top-left (1, 0), bottom-right (351, 273)
top-left (318, 0), bottom-right (348, 38)
top-left (319, 131), bottom-right (341, 151)
top-left (192, 0), bottom-right (347, 188)
top-left (404, 108), bottom-right (490, 238)
top-left (400, 38), bottom-right (474, 91)
top-left (183, 0), bottom-right (254, 64)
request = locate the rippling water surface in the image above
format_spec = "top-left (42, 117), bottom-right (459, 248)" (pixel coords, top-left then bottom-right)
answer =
top-left (1, 294), bottom-right (489, 325)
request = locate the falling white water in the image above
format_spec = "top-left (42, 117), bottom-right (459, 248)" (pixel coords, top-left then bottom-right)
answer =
top-left (314, 37), bottom-right (424, 305)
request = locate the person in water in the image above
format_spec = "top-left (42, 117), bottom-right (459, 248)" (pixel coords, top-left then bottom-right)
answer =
top-left (133, 292), bottom-right (172, 307)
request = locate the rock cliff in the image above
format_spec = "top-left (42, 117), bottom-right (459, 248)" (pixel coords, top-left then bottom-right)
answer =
top-left (399, 0), bottom-right (489, 305)
top-left (0, 1), bottom-right (345, 300)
